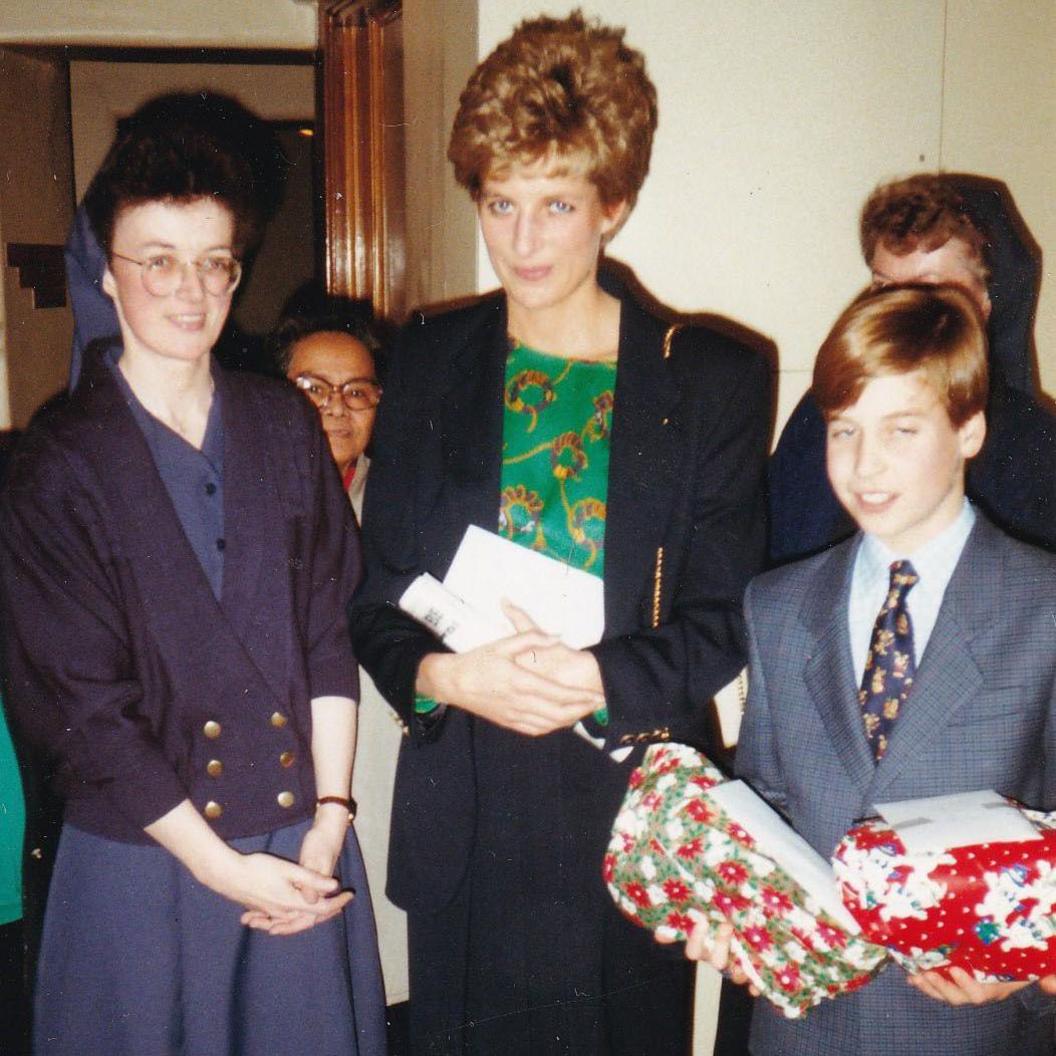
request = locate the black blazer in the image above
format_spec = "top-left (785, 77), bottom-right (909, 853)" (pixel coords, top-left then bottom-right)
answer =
top-left (349, 291), bottom-right (771, 911)
top-left (0, 345), bottom-right (361, 843)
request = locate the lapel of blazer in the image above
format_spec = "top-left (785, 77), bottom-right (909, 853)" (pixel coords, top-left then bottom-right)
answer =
top-left (76, 348), bottom-right (285, 703)
top-left (866, 517), bottom-right (991, 803)
top-left (76, 346), bottom-right (227, 609)
top-left (215, 366), bottom-right (291, 694)
top-left (604, 298), bottom-right (683, 634)
top-left (429, 296), bottom-right (508, 568)
top-left (800, 538), bottom-right (878, 797)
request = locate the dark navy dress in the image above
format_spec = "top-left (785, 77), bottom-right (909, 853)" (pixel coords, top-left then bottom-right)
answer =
top-left (19, 352), bottom-right (386, 1055)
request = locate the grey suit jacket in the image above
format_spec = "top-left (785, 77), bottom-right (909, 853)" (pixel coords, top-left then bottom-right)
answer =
top-left (737, 514), bottom-right (1056, 1056)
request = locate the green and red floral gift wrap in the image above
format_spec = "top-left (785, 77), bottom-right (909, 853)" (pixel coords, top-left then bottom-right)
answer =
top-left (605, 744), bottom-right (887, 1019)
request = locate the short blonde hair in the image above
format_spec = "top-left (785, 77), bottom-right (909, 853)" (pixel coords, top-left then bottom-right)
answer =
top-left (813, 284), bottom-right (988, 427)
top-left (448, 10), bottom-right (657, 208)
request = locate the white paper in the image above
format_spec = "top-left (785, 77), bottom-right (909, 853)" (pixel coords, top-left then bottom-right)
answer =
top-left (398, 573), bottom-right (504, 652)
top-left (708, 781), bottom-right (860, 933)
top-left (874, 789), bottom-right (1040, 854)
top-left (443, 525), bottom-right (605, 648)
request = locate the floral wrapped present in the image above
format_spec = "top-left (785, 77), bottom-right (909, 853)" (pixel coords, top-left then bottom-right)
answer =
top-left (833, 803), bottom-right (1056, 980)
top-left (605, 743), bottom-right (888, 1018)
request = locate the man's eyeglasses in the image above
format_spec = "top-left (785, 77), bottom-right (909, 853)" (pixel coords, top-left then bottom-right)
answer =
top-left (111, 251), bottom-right (242, 297)
top-left (294, 374), bottom-right (382, 412)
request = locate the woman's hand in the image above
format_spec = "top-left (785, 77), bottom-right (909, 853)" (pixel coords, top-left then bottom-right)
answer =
top-left (146, 799), bottom-right (349, 935)
top-left (907, 966), bottom-right (1029, 1006)
top-left (201, 845), bottom-right (350, 926)
top-left (503, 600), bottom-right (605, 696)
top-left (417, 627), bottom-right (605, 736)
top-left (298, 802), bottom-right (349, 885)
top-left (241, 805), bottom-right (353, 935)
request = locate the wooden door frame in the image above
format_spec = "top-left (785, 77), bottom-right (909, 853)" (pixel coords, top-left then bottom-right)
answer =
top-left (318, 0), bottom-right (404, 319)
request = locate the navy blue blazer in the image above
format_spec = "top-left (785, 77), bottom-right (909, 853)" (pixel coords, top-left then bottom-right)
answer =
top-left (348, 291), bottom-right (772, 913)
top-left (738, 514), bottom-right (1056, 1056)
top-left (0, 345), bottom-right (361, 843)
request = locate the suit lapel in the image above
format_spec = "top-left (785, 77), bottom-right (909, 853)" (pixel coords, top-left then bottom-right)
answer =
top-left (867, 519), bottom-right (992, 803)
top-left (429, 297), bottom-right (508, 570)
top-left (604, 299), bottom-right (683, 633)
top-left (77, 349), bottom-right (286, 705)
top-left (800, 540), bottom-right (877, 797)
top-left (77, 348), bottom-right (227, 614)
top-left (216, 371), bottom-right (280, 642)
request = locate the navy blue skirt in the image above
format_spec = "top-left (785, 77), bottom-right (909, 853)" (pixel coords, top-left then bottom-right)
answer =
top-left (35, 820), bottom-right (387, 1055)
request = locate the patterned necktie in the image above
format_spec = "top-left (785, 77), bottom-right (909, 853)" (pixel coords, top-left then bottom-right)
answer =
top-left (859, 559), bottom-right (919, 761)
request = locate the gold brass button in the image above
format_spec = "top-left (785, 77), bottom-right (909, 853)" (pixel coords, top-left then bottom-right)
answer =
top-left (206, 759), bottom-right (223, 778)
top-left (270, 711), bottom-right (288, 729)
top-left (204, 801), bottom-right (223, 819)
top-left (203, 720), bottom-right (221, 739)
top-left (277, 790), bottom-right (295, 809)
top-left (279, 751), bottom-right (295, 768)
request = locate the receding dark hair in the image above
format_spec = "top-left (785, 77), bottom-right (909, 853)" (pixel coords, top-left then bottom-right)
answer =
top-left (268, 289), bottom-right (384, 377)
top-left (448, 10), bottom-right (657, 208)
top-left (860, 174), bottom-right (989, 283)
top-left (813, 284), bottom-right (988, 427)
top-left (83, 91), bottom-right (287, 258)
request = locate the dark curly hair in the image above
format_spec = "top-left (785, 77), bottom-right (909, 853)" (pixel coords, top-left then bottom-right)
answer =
top-left (84, 91), bottom-right (287, 259)
top-left (268, 285), bottom-right (385, 377)
top-left (448, 10), bottom-right (657, 208)
top-left (860, 174), bottom-right (989, 283)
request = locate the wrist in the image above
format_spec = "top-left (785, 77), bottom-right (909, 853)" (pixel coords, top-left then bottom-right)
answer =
top-left (416, 652), bottom-right (452, 700)
top-left (315, 795), bottom-right (355, 828)
top-left (191, 838), bottom-right (241, 889)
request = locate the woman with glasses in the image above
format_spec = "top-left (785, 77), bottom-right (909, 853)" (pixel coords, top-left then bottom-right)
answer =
top-left (270, 299), bottom-right (384, 515)
top-left (0, 93), bottom-right (385, 1055)
top-left (349, 13), bottom-right (770, 1054)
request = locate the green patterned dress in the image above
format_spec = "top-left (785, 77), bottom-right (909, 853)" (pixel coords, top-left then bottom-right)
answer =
top-left (499, 342), bottom-right (615, 722)
top-left (500, 341), bottom-right (614, 573)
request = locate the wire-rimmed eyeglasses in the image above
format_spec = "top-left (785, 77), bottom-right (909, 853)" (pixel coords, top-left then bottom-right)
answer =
top-left (111, 251), bottom-right (242, 297)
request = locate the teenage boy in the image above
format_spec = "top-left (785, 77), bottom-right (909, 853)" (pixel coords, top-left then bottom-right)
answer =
top-left (695, 284), bottom-right (1056, 1056)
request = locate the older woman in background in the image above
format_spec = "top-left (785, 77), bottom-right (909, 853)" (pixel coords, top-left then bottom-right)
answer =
top-left (349, 12), bottom-right (770, 1054)
top-left (272, 297), bottom-right (384, 515)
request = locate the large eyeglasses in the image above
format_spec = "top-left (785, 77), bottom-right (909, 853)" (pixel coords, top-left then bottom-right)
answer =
top-left (294, 374), bottom-right (382, 412)
top-left (111, 251), bottom-right (242, 297)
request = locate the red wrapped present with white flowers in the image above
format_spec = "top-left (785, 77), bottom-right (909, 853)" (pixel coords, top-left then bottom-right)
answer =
top-left (833, 790), bottom-right (1056, 980)
top-left (606, 744), bottom-right (888, 1018)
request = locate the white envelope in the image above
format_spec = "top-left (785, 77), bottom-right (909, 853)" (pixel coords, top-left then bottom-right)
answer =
top-left (442, 524), bottom-right (605, 648)
top-left (874, 789), bottom-right (1040, 854)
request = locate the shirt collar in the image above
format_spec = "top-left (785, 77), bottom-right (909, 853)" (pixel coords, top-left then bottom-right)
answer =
top-left (858, 499), bottom-right (976, 588)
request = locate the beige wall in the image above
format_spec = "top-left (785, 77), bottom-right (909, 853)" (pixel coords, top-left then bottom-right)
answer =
top-left (402, 0), bottom-right (479, 311)
top-left (0, 0), bottom-right (316, 49)
top-left (0, 49), bottom-right (75, 428)
top-left (465, 1), bottom-right (1054, 433)
top-left (942, 0), bottom-right (1056, 394)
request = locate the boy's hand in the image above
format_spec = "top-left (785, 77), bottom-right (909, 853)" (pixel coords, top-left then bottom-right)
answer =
top-left (659, 921), bottom-right (759, 995)
top-left (908, 966), bottom-right (1029, 1006)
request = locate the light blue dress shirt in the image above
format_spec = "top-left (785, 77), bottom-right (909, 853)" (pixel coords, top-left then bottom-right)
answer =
top-left (848, 500), bottom-right (976, 686)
